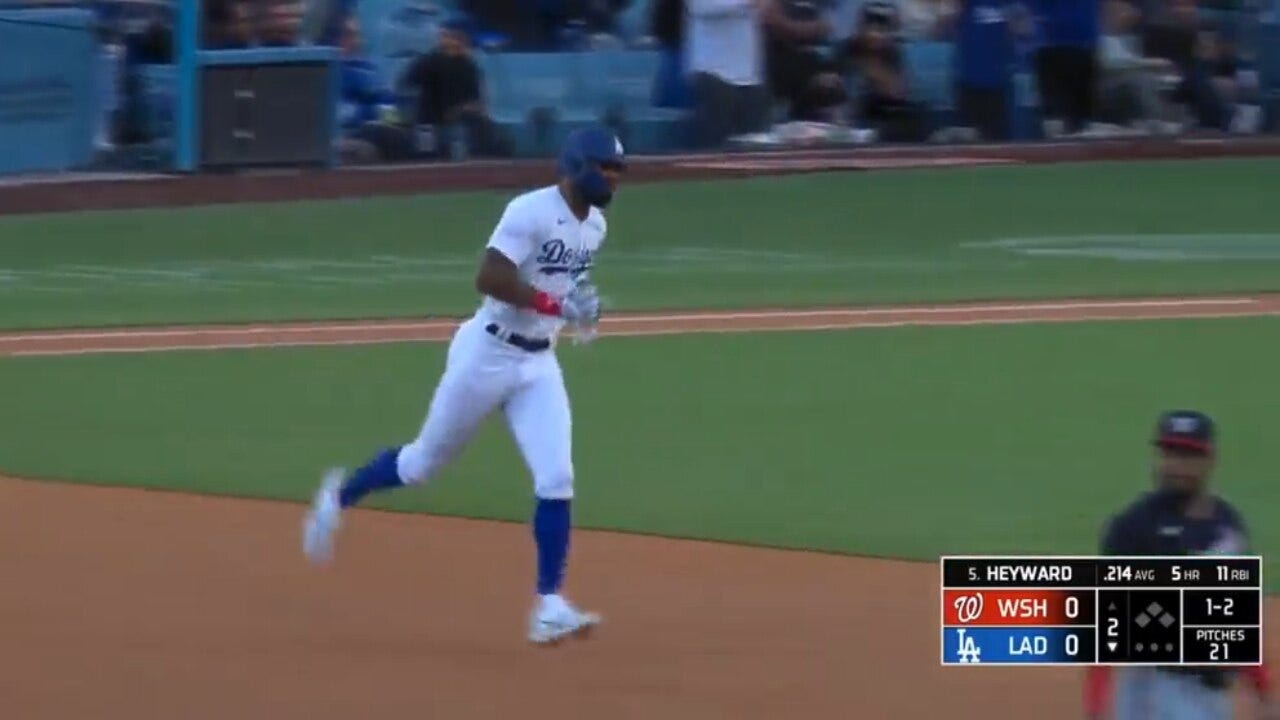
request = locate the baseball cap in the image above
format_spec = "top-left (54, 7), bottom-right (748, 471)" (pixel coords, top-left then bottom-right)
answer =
top-left (1153, 410), bottom-right (1215, 454)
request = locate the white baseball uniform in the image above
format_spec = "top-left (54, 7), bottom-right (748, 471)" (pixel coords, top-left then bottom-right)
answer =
top-left (395, 185), bottom-right (606, 500)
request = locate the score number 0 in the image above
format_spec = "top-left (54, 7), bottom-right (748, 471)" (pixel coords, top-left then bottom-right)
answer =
top-left (1063, 597), bottom-right (1081, 656)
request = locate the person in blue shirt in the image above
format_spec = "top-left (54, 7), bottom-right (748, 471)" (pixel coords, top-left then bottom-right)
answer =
top-left (953, 0), bottom-right (1025, 139)
top-left (340, 28), bottom-right (398, 129)
top-left (1030, 0), bottom-right (1101, 135)
top-left (336, 18), bottom-right (417, 162)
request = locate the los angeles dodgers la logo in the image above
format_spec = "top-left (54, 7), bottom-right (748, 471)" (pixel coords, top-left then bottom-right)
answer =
top-left (953, 593), bottom-right (984, 624)
top-left (956, 628), bottom-right (982, 663)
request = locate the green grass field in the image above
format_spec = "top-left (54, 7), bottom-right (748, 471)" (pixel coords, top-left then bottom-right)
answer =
top-left (3, 318), bottom-right (1278, 560)
top-left (0, 159), bottom-right (1278, 329)
top-left (3, 158), bottom-right (1279, 583)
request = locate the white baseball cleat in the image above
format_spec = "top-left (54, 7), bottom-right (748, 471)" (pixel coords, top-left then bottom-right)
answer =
top-left (527, 594), bottom-right (601, 645)
top-left (302, 468), bottom-right (345, 565)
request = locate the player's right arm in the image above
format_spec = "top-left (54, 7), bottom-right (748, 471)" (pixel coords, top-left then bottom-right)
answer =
top-left (475, 249), bottom-right (559, 313)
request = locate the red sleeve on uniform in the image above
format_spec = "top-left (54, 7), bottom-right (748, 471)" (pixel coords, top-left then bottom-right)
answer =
top-left (1084, 665), bottom-right (1111, 716)
top-left (1244, 663), bottom-right (1272, 695)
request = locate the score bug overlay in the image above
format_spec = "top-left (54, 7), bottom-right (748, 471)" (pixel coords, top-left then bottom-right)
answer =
top-left (940, 556), bottom-right (1262, 667)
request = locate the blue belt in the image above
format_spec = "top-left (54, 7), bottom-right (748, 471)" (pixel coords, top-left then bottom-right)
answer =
top-left (485, 323), bottom-right (551, 352)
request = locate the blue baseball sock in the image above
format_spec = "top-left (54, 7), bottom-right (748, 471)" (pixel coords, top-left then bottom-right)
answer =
top-left (338, 447), bottom-right (403, 508)
top-left (533, 498), bottom-right (571, 595)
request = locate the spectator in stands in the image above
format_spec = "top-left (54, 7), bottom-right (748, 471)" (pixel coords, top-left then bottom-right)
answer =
top-left (952, 0), bottom-right (1026, 141)
top-left (1097, 0), bottom-right (1179, 132)
top-left (299, 0), bottom-right (356, 45)
top-left (762, 0), bottom-right (848, 122)
top-left (651, 0), bottom-right (693, 106)
top-left (652, 0), bottom-right (686, 46)
top-left (1029, 0), bottom-right (1101, 136)
top-left (258, 0), bottom-right (303, 46)
top-left (399, 18), bottom-right (514, 157)
top-left (1201, 26), bottom-right (1261, 132)
top-left (565, 0), bottom-right (637, 35)
top-left (840, 1), bottom-right (927, 141)
top-left (461, 0), bottom-right (546, 49)
top-left (203, 0), bottom-right (250, 49)
top-left (900, 0), bottom-right (958, 39)
top-left (1143, 0), bottom-right (1229, 130)
top-left (338, 18), bottom-right (413, 162)
top-left (685, 0), bottom-right (772, 147)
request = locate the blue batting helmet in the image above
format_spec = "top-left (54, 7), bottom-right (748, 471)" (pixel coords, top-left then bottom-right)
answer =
top-left (557, 126), bottom-right (626, 208)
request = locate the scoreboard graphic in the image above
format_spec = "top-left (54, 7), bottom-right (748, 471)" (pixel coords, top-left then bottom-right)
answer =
top-left (940, 556), bottom-right (1262, 666)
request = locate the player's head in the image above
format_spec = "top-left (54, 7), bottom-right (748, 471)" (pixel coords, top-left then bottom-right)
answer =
top-left (557, 126), bottom-right (626, 209)
top-left (1152, 410), bottom-right (1216, 500)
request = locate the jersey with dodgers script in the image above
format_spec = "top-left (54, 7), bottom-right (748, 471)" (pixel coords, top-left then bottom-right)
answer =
top-left (479, 185), bottom-right (607, 341)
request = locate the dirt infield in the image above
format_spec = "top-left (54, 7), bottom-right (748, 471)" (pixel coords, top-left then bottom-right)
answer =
top-left (3, 294), bottom-right (1279, 357)
top-left (1, 296), bottom-right (1278, 718)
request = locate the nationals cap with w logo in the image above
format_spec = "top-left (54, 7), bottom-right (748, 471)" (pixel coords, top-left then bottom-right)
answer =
top-left (1153, 410), bottom-right (1215, 454)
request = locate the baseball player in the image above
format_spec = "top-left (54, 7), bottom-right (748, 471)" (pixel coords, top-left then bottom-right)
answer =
top-left (1084, 411), bottom-right (1277, 719)
top-left (302, 126), bottom-right (626, 645)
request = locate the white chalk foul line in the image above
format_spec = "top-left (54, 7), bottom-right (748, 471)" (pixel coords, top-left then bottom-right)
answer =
top-left (0, 297), bottom-right (1261, 344)
top-left (7, 306), bottom-right (1278, 358)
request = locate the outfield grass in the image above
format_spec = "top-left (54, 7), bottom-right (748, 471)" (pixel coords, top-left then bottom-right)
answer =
top-left (0, 158), bottom-right (1277, 329)
top-left (3, 317), bottom-right (1277, 584)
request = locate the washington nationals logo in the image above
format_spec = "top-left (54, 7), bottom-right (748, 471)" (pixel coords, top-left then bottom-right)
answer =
top-left (953, 593), bottom-right (985, 624)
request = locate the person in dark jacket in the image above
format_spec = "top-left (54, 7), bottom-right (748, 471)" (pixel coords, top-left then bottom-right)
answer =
top-left (399, 18), bottom-right (513, 157)
top-left (762, 0), bottom-right (847, 122)
top-left (841, 1), bottom-right (926, 141)
top-left (1083, 411), bottom-right (1277, 720)
top-left (1143, 0), bottom-right (1230, 130)
top-left (1030, 0), bottom-right (1100, 135)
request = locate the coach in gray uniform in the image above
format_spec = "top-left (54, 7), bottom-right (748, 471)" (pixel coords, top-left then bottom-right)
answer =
top-left (1085, 411), bottom-right (1276, 719)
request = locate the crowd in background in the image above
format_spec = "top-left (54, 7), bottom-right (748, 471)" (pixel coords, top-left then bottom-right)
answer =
top-left (673, 0), bottom-right (1266, 146)
top-left (92, 0), bottom-right (1275, 159)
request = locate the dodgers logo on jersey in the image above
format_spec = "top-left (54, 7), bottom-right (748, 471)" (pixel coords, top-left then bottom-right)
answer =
top-left (536, 239), bottom-right (594, 277)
